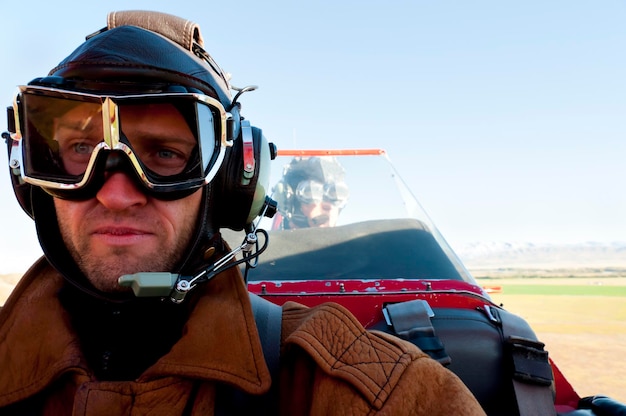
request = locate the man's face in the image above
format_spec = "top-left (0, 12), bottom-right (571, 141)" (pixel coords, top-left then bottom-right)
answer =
top-left (53, 103), bottom-right (202, 293)
top-left (291, 178), bottom-right (347, 228)
top-left (298, 200), bottom-right (341, 228)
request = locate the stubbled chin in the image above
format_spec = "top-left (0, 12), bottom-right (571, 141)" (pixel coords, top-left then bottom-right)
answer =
top-left (75, 251), bottom-right (165, 293)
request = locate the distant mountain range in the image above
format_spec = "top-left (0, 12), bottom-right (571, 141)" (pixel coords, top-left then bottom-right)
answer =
top-left (2, 242), bottom-right (625, 281)
top-left (454, 241), bottom-right (626, 271)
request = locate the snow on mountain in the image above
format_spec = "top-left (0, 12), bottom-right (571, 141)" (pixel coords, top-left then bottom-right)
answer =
top-left (453, 241), bottom-right (626, 270)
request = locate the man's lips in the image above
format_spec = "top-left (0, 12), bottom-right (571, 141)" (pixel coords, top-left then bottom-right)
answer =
top-left (91, 226), bottom-right (153, 245)
top-left (94, 227), bottom-right (148, 235)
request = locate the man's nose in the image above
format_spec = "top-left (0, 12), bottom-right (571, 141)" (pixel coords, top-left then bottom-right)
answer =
top-left (96, 171), bottom-right (148, 210)
top-left (320, 200), bottom-right (334, 210)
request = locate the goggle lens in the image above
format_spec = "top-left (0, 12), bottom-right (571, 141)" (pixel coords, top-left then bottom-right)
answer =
top-left (295, 179), bottom-right (349, 205)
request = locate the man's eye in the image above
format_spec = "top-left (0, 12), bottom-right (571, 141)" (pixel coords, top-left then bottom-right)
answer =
top-left (130, 138), bottom-right (196, 176)
top-left (73, 142), bottom-right (95, 155)
top-left (156, 149), bottom-right (182, 160)
top-left (140, 146), bottom-right (191, 176)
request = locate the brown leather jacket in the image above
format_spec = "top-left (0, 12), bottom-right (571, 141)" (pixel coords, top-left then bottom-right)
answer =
top-left (0, 258), bottom-right (486, 415)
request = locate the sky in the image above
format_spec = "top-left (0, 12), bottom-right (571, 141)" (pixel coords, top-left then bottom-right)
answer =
top-left (0, 1), bottom-right (625, 273)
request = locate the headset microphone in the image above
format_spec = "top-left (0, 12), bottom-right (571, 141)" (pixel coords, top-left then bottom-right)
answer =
top-left (119, 227), bottom-right (269, 303)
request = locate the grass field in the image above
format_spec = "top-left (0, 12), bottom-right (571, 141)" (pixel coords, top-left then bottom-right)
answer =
top-left (477, 277), bottom-right (626, 404)
top-left (497, 285), bottom-right (626, 296)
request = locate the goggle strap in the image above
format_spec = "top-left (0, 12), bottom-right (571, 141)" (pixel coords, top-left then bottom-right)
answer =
top-left (226, 117), bottom-right (235, 142)
top-left (6, 106), bottom-right (15, 134)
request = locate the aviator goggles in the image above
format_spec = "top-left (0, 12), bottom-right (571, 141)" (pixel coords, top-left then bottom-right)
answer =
top-left (9, 85), bottom-right (231, 199)
top-left (295, 179), bottom-right (349, 207)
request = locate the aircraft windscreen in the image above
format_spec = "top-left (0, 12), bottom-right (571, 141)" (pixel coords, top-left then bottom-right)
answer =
top-left (224, 150), bottom-right (474, 283)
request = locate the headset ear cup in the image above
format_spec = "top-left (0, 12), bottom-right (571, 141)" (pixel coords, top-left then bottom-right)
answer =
top-left (212, 125), bottom-right (274, 231)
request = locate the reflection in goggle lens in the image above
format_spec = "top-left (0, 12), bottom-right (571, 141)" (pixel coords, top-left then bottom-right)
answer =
top-left (295, 180), bottom-right (349, 205)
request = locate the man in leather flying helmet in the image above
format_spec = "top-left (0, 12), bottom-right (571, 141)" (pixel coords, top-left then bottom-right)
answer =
top-left (0, 10), bottom-right (485, 415)
top-left (272, 156), bottom-right (349, 229)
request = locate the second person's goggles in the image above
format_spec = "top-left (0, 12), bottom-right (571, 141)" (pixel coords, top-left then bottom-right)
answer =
top-left (295, 179), bottom-right (349, 207)
top-left (11, 85), bottom-right (231, 197)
